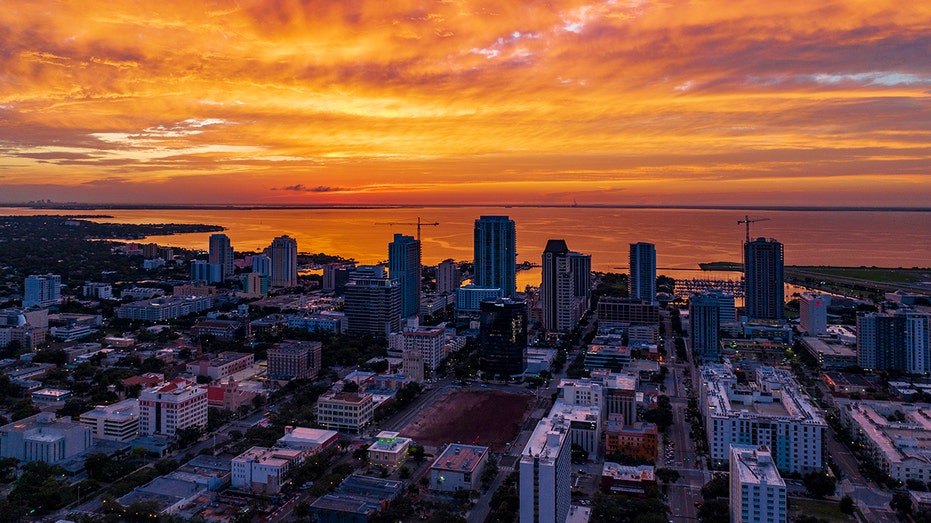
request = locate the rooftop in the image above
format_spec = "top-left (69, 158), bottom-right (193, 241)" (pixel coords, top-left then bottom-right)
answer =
top-left (731, 445), bottom-right (785, 486)
top-left (432, 444), bottom-right (489, 472)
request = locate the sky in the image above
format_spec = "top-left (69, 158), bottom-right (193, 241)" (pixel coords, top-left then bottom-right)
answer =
top-left (1, 0), bottom-right (930, 207)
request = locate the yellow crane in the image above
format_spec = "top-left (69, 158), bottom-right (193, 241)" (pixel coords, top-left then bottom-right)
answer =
top-left (375, 217), bottom-right (439, 242)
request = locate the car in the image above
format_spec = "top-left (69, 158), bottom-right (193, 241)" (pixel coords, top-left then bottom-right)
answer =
top-left (694, 501), bottom-right (703, 508)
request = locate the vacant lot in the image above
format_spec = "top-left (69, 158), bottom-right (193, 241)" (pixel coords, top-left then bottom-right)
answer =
top-left (403, 389), bottom-right (535, 452)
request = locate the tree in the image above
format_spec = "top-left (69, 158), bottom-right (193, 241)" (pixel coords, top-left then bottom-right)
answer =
top-left (342, 381), bottom-right (360, 393)
top-left (655, 467), bottom-right (680, 487)
top-left (701, 473), bottom-right (729, 501)
top-left (803, 472), bottom-right (836, 499)
top-left (697, 499), bottom-right (729, 523)
top-left (891, 491), bottom-right (913, 516)
top-left (839, 495), bottom-right (855, 515)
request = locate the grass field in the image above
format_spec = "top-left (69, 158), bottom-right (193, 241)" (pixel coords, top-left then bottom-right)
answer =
top-left (788, 498), bottom-right (855, 523)
top-left (789, 266), bottom-right (931, 284)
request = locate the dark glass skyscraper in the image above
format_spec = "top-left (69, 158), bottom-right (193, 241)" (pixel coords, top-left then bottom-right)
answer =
top-left (744, 238), bottom-right (784, 320)
top-left (388, 233), bottom-right (421, 318)
top-left (473, 216), bottom-right (516, 297)
top-left (629, 242), bottom-right (656, 303)
top-left (479, 299), bottom-right (527, 377)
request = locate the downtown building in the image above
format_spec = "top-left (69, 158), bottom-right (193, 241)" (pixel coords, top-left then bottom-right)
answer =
top-left (24, 274), bottom-right (61, 308)
top-left (436, 258), bottom-right (460, 295)
top-left (79, 398), bottom-right (140, 442)
top-left (700, 362), bottom-right (826, 474)
top-left (138, 378), bottom-right (208, 437)
top-left (343, 267), bottom-right (401, 337)
top-left (479, 299), bottom-right (528, 378)
top-left (519, 413), bottom-right (572, 523)
top-left (268, 235), bottom-right (298, 288)
top-left (388, 233), bottom-right (421, 319)
top-left (629, 242), bottom-right (656, 303)
top-left (267, 340), bottom-right (322, 381)
top-left (835, 398), bottom-right (931, 484)
top-left (799, 292), bottom-right (830, 336)
top-left (857, 309), bottom-right (930, 374)
top-left (730, 444), bottom-right (788, 523)
top-left (208, 233), bottom-right (235, 279)
top-left (540, 240), bottom-right (591, 334)
top-left (689, 291), bottom-right (722, 362)
top-left (116, 295), bottom-right (213, 321)
top-left (744, 238), bottom-right (785, 320)
top-left (402, 324), bottom-right (447, 372)
top-left (316, 391), bottom-right (376, 433)
top-left (474, 215), bottom-right (517, 297)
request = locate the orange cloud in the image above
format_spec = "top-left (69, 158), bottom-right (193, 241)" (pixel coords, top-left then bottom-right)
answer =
top-left (1, 0), bottom-right (930, 205)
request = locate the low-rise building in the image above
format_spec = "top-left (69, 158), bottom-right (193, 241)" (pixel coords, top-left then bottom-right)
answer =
top-left (604, 418), bottom-right (658, 461)
top-left (190, 319), bottom-right (246, 340)
top-left (430, 444), bottom-right (489, 492)
top-left (800, 336), bottom-right (857, 369)
top-left (267, 340), bottom-right (322, 381)
top-left (231, 446), bottom-right (303, 494)
top-left (186, 352), bottom-right (254, 381)
top-left (836, 399), bottom-right (931, 484)
top-left (310, 475), bottom-right (403, 523)
top-left (276, 426), bottom-right (340, 456)
top-left (79, 399), bottom-right (139, 442)
top-left (116, 295), bottom-right (213, 321)
top-left (316, 391), bottom-right (375, 433)
top-left (31, 388), bottom-right (72, 405)
top-left (0, 412), bottom-right (93, 464)
top-left (367, 431), bottom-right (412, 469)
top-left (599, 463), bottom-right (655, 495)
top-left (584, 345), bottom-right (631, 372)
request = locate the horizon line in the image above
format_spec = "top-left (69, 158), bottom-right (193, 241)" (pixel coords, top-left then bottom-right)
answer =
top-left (2, 202), bottom-right (931, 213)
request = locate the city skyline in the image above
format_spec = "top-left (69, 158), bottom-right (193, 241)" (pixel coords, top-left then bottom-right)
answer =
top-left (2, 1), bottom-right (930, 207)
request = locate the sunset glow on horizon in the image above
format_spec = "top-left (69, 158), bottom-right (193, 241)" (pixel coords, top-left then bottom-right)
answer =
top-left (2, 1), bottom-right (930, 206)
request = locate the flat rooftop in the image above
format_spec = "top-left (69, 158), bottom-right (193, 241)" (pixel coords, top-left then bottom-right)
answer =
top-left (432, 444), bottom-right (488, 472)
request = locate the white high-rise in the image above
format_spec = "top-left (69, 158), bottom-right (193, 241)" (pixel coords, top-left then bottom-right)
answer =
top-left (24, 274), bottom-right (61, 308)
top-left (730, 444), bottom-right (787, 523)
top-left (799, 293), bottom-right (830, 336)
top-left (520, 415), bottom-right (571, 523)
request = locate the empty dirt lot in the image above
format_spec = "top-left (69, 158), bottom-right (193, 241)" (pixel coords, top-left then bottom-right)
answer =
top-left (402, 388), bottom-right (536, 452)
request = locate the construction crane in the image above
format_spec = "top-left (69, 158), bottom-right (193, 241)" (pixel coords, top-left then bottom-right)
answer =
top-left (375, 217), bottom-right (439, 242)
top-left (737, 215), bottom-right (771, 243)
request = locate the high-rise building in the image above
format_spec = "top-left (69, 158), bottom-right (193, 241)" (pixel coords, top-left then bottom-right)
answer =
top-left (322, 263), bottom-right (351, 294)
top-left (24, 274), bottom-right (61, 308)
top-left (541, 240), bottom-right (589, 334)
top-left (208, 233), bottom-right (234, 278)
top-left (541, 240), bottom-right (571, 333)
top-left (479, 299), bottom-right (527, 378)
top-left (569, 251), bottom-right (592, 310)
top-left (858, 310), bottom-right (930, 374)
top-left (689, 291), bottom-right (721, 362)
top-left (269, 235), bottom-right (298, 288)
top-left (799, 293), bottom-right (830, 336)
top-left (519, 415), bottom-right (571, 523)
top-left (344, 272), bottom-right (401, 337)
top-left (730, 445), bottom-right (788, 523)
top-left (251, 254), bottom-right (271, 276)
top-left (243, 272), bottom-right (269, 297)
top-left (744, 238), bottom-right (784, 320)
top-left (474, 216), bottom-right (517, 297)
top-left (436, 258), bottom-right (459, 295)
top-left (190, 260), bottom-right (222, 283)
top-left (402, 345), bottom-right (425, 384)
top-left (388, 234), bottom-right (421, 319)
top-left (629, 243), bottom-right (656, 303)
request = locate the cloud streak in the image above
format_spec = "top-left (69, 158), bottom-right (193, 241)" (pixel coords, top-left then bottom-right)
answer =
top-left (0, 0), bottom-right (929, 205)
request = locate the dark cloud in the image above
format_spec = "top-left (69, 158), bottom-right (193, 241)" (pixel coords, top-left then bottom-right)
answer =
top-left (276, 184), bottom-right (350, 192)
